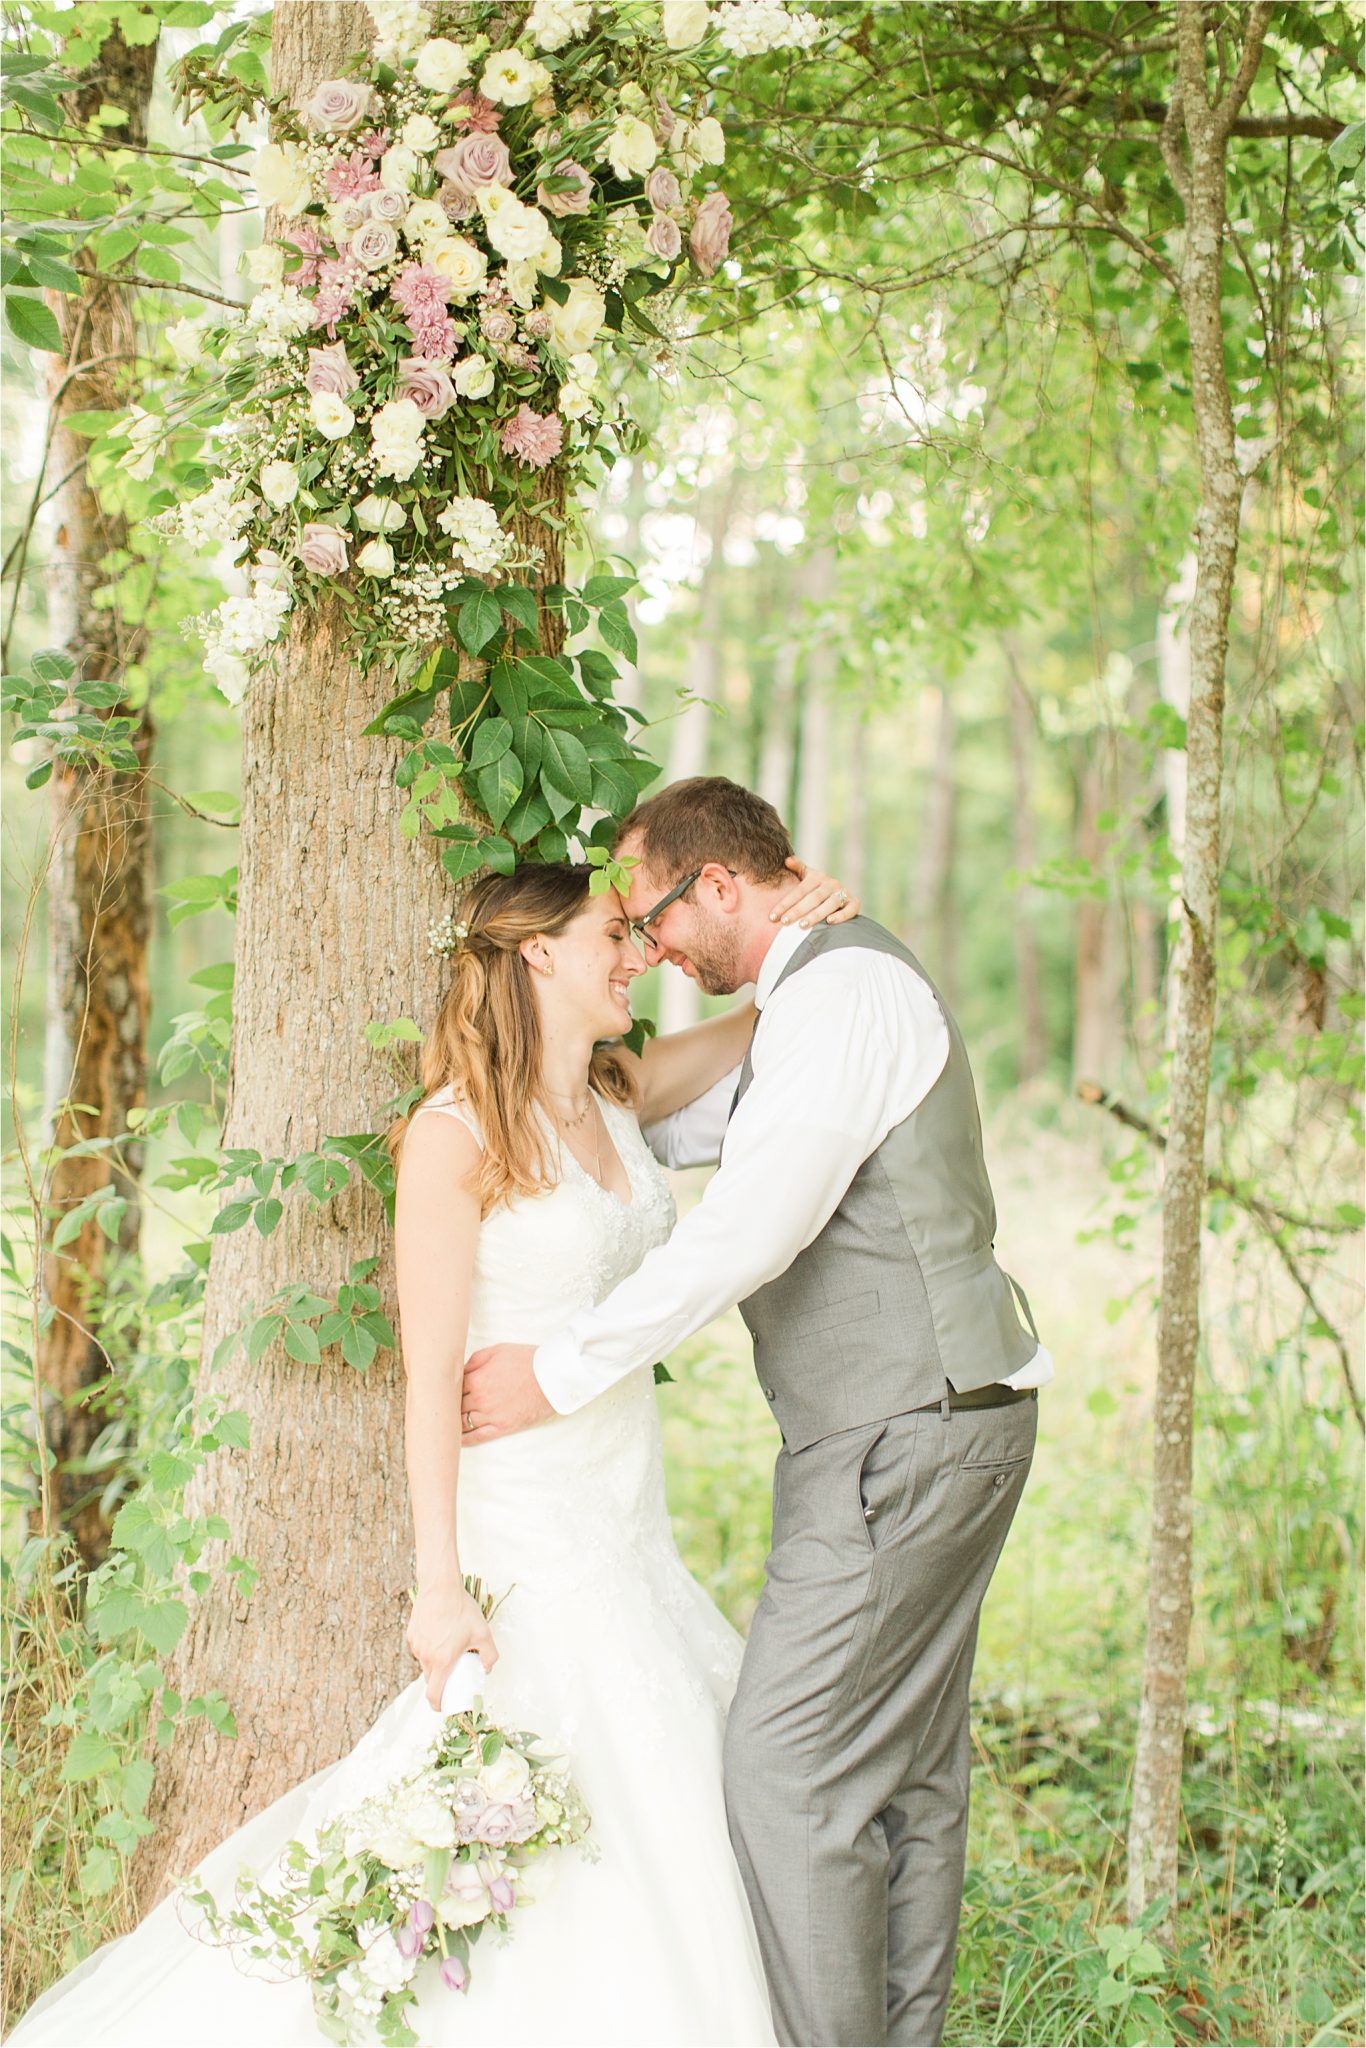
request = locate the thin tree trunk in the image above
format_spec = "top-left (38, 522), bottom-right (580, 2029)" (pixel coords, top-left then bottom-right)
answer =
top-left (35, 23), bottom-right (158, 1569)
top-left (1127, 1), bottom-right (1271, 1936)
top-left (1157, 552), bottom-right (1198, 1043)
top-left (1003, 640), bottom-right (1047, 1084)
top-left (794, 546), bottom-right (836, 871)
top-left (916, 685), bottom-right (957, 1004)
top-left (135, 0), bottom-right (567, 1907)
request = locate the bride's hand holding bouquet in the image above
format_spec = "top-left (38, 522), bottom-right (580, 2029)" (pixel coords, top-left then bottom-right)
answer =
top-left (407, 1578), bottom-right (498, 1713)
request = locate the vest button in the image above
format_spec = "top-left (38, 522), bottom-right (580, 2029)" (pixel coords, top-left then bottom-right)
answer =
top-left (764, 1386), bottom-right (776, 1400)
top-left (992, 1474), bottom-right (1006, 1488)
top-left (863, 1503), bottom-right (876, 1521)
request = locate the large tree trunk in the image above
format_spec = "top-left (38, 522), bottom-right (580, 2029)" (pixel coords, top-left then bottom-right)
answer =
top-left (135, 0), bottom-right (566, 1907)
top-left (1127, 1), bottom-right (1269, 1936)
top-left (35, 22), bottom-right (158, 1569)
top-left (1003, 640), bottom-right (1047, 1085)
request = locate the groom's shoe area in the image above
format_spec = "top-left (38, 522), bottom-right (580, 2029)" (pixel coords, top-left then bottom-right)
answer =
top-left (724, 1394), bottom-right (1036, 2048)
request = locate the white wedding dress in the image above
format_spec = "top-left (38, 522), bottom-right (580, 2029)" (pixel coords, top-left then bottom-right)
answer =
top-left (11, 1089), bottom-right (777, 2048)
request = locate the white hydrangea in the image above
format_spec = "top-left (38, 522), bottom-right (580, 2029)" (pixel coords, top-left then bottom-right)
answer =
top-left (526, 0), bottom-right (593, 49)
top-left (199, 555), bottom-right (294, 705)
top-left (712, 0), bottom-right (822, 53)
top-left (179, 476), bottom-right (256, 555)
top-left (364, 0), bottom-right (432, 63)
top-left (435, 495), bottom-right (513, 574)
top-left (243, 283), bottom-right (313, 361)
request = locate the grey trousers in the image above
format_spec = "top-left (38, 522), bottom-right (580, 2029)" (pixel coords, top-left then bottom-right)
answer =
top-left (724, 1396), bottom-right (1036, 2048)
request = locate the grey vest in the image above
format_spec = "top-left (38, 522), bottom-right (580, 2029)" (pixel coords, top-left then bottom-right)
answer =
top-left (732, 917), bottom-right (1039, 1452)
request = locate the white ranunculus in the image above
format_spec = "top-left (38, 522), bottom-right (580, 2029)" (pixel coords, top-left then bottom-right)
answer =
top-left (479, 186), bottom-right (553, 264)
top-left (309, 390), bottom-right (356, 440)
top-left (356, 536), bottom-right (397, 578)
top-left (252, 141), bottom-right (313, 216)
top-left (401, 112), bottom-right (441, 153)
top-left (245, 243), bottom-right (285, 287)
top-left (604, 113), bottom-right (658, 181)
top-left (546, 277), bottom-right (606, 355)
top-left (451, 355), bottom-right (495, 399)
top-left (259, 459), bottom-right (300, 508)
top-left (379, 144), bottom-right (420, 194)
top-left (693, 114), bottom-right (725, 164)
top-left (480, 49), bottom-right (551, 107)
top-left (661, 0), bottom-right (711, 48)
top-left (403, 198), bottom-right (450, 245)
top-left (370, 396), bottom-right (426, 480)
top-left (355, 493), bottom-right (408, 532)
top-left (426, 234), bottom-right (487, 297)
top-left (166, 316), bottom-right (206, 368)
top-left (413, 36), bottom-right (471, 93)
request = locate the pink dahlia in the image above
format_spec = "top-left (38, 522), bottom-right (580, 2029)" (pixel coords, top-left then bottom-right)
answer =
top-left (282, 221), bottom-right (325, 288)
top-left (408, 312), bottom-right (461, 361)
top-left (325, 151), bottom-right (381, 202)
top-left (356, 127), bottom-right (390, 158)
top-left (500, 404), bottom-right (563, 470)
top-left (392, 262), bottom-right (456, 323)
top-left (449, 89), bottom-right (502, 133)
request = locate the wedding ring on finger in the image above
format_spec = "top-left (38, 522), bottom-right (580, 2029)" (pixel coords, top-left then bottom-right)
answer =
top-left (462, 1411), bottom-right (475, 1431)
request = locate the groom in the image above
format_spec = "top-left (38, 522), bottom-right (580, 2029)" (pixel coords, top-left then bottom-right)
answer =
top-left (460, 776), bottom-right (1050, 2047)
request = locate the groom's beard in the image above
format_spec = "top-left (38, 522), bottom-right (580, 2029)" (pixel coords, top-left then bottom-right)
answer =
top-left (679, 913), bottom-right (743, 995)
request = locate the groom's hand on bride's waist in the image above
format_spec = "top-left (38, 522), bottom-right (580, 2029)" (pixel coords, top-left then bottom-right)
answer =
top-left (460, 1344), bottom-right (554, 1443)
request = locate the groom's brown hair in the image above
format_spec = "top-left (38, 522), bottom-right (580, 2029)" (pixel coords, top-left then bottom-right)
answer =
top-left (618, 776), bottom-right (793, 884)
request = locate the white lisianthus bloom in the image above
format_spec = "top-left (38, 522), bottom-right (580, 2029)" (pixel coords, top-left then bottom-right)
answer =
top-left (252, 141), bottom-right (313, 216)
top-left (479, 186), bottom-right (554, 264)
top-left (355, 493), bottom-right (408, 532)
top-left (661, 0), bottom-right (711, 47)
top-left (259, 459), bottom-right (300, 508)
top-left (502, 259), bottom-right (539, 310)
top-left (566, 350), bottom-right (597, 387)
top-left (558, 379), bottom-right (593, 420)
top-left (546, 277), bottom-right (606, 355)
top-left (401, 112), bottom-right (441, 153)
top-left (403, 198), bottom-right (450, 245)
top-left (205, 649), bottom-right (251, 704)
top-left (245, 243), bottom-right (286, 287)
top-left (116, 406), bottom-right (161, 480)
top-left (370, 396), bottom-right (426, 479)
top-left (618, 82), bottom-right (647, 112)
top-left (356, 536), bottom-right (397, 578)
top-left (413, 36), bottom-right (471, 92)
top-left (380, 144), bottom-right (420, 193)
top-left (604, 113), bottom-right (658, 181)
top-left (166, 316), bottom-right (206, 368)
top-left (480, 49), bottom-right (551, 106)
top-left (451, 355), bottom-right (495, 399)
top-left (532, 225), bottom-right (563, 277)
top-left (310, 390), bottom-right (356, 440)
top-left (526, 0), bottom-right (593, 50)
top-left (693, 114), bottom-right (725, 164)
top-left (426, 234), bottom-right (487, 297)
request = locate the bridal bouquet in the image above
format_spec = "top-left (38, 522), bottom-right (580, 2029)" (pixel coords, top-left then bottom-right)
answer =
top-left (163, 0), bottom-right (825, 698)
top-left (181, 1703), bottom-right (592, 2045)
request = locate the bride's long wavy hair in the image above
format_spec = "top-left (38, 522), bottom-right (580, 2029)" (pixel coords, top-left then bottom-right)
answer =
top-left (389, 864), bottom-right (634, 1217)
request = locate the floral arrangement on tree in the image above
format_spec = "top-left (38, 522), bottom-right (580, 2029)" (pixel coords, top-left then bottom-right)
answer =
top-left (165, 0), bottom-right (824, 711)
top-left (183, 1588), bottom-right (593, 2046)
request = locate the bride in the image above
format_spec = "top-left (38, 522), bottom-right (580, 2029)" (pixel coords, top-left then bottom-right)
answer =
top-left (11, 855), bottom-right (856, 2048)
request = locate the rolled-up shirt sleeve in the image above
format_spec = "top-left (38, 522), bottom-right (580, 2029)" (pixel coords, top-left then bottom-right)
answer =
top-left (533, 959), bottom-right (950, 1413)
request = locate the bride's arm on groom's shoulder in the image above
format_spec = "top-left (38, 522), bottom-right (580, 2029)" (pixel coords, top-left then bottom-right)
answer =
top-left (626, 858), bottom-right (862, 1129)
top-left (394, 1111), bottom-right (497, 1708)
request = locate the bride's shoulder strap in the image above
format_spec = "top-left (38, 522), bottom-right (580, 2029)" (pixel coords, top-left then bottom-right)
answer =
top-left (410, 1083), bottom-right (484, 1148)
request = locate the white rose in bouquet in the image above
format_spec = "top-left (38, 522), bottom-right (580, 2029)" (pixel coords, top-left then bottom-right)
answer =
top-left (480, 49), bottom-right (551, 106)
top-left (401, 112), bottom-right (441, 153)
top-left (413, 36), bottom-right (471, 92)
top-left (547, 277), bottom-right (606, 355)
top-left (356, 537), bottom-right (397, 577)
top-left (259, 459), bottom-right (300, 508)
top-left (252, 141), bottom-right (313, 216)
top-left (605, 113), bottom-right (658, 180)
top-left (380, 144), bottom-right (421, 193)
top-left (479, 186), bottom-right (554, 264)
top-left (661, 0), bottom-right (711, 47)
top-left (426, 233), bottom-right (488, 297)
top-left (370, 397), bottom-right (427, 479)
top-left (478, 1747), bottom-right (533, 1801)
top-left (452, 355), bottom-right (495, 399)
top-left (355, 493), bottom-right (408, 532)
top-left (309, 390), bottom-right (356, 440)
top-left (693, 114), bottom-right (726, 164)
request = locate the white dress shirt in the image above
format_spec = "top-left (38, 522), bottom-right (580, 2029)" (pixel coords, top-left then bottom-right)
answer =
top-left (533, 923), bottom-right (1053, 1413)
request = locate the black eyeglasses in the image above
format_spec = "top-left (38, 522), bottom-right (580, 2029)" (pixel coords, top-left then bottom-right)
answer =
top-left (630, 866), bottom-right (737, 946)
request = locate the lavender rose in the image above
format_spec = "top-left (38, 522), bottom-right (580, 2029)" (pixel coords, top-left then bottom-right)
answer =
top-left (479, 304), bottom-right (516, 346)
top-left (645, 166), bottom-right (681, 212)
top-left (434, 131), bottom-right (512, 200)
top-left (304, 79), bottom-right (372, 134)
top-left (646, 212), bottom-right (682, 261)
top-left (473, 1802), bottom-right (518, 1846)
top-left (369, 186), bottom-right (408, 223)
top-left (689, 188), bottom-right (733, 276)
top-left (537, 159), bottom-right (594, 218)
top-left (298, 522), bottom-right (349, 575)
top-left (350, 219), bottom-right (400, 271)
top-left (305, 341), bottom-right (359, 397)
top-left (398, 355), bottom-right (457, 419)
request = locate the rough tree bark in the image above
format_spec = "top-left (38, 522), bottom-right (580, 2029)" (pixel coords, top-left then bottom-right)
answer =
top-left (135, 0), bottom-right (567, 1907)
top-left (1003, 639), bottom-right (1046, 1084)
top-left (36, 22), bottom-right (158, 1569)
top-left (1126, 0), bottom-right (1271, 1935)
